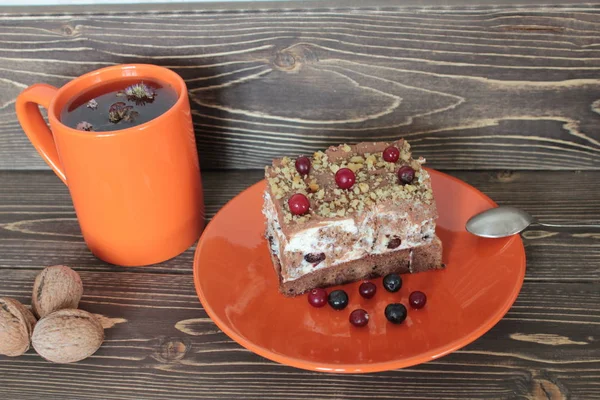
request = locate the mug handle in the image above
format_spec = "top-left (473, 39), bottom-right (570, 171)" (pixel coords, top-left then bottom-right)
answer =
top-left (16, 84), bottom-right (67, 185)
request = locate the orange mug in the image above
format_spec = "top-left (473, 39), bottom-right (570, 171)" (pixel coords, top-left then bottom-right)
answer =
top-left (16, 64), bottom-right (204, 266)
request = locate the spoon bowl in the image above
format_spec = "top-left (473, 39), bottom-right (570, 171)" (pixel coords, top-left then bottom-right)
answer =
top-left (467, 206), bottom-right (600, 238)
top-left (466, 207), bottom-right (535, 238)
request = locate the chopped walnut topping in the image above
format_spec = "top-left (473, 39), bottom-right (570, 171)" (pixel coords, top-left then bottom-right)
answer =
top-left (347, 163), bottom-right (363, 172)
top-left (265, 139), bottom-right (434, 223)
top-left (400, 141), bottom-right (411, 161)
top-left (291, 175), bottom-right (304, 190)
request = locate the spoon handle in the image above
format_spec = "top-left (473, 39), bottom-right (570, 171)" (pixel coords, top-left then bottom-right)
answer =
top-left (532, 221), bottom-right (600, 233)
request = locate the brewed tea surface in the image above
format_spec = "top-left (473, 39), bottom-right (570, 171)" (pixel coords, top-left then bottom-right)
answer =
top-left (60, 78), bottom-right (178, 132)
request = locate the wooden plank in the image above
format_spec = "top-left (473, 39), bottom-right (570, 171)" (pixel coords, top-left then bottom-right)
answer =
top-left (0, 170), bottom-right (599, 281)
top-left (0, 169), bottom-right (599, 398)
top-left (0, 271), bottom-right (598, 399)
top-left (2, 0), bottom-right (598, 14)
top-left (1, 5), bottom-right (599, 170)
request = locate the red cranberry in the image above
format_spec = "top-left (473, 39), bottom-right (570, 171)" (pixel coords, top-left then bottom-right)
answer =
top-left (288, 193), bottom-right (310, 216)
top-left (349, 309), bottom-right (369, 327)
top-left (308, 288), bottom-right (328, 308)
top-left (409, 291), bottom-right (427, 309)
top-left (383, 146), bottom-right (400, 162)
top-left (358, 281), bottom-right (376, 299)
top-left (398, 166), bottom-right (415, 185)
top-left (295, 156), bottom-right (311, 176)
top-left (335, 168), bottom-right (356, 189)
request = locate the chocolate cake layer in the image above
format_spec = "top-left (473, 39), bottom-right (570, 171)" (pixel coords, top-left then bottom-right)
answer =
top-left (271, 236), bottom-right (443, 296)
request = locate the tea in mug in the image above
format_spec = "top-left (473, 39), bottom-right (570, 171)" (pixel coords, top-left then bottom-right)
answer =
top-left (60, 78), bottom-right (178, 132)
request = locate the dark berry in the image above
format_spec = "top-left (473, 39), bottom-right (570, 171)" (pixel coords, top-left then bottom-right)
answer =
top-left (308, 288), bottom-right (328, 308)
top-left (349, 309), bottom-right (369, 327)
top-left (304, 252), bottom-right (326, 263)
top-left (328, 290), bottom-right (349, 310)
top-left (358, 281), bottom-right (376, 299)
top-left (295, 156), bottom-right (311, 176)
top-left (397, 166), bottom-right (415, 185)
top-left (288, 193), bottom-right (310, 216)
top-left (385, 303), bottom-right (407, 324)
top-left (383, 146), bottom-right (400, 163)
top-left (409, 291), bottom-right (427, 309)
top-left (383, 273), bottom-right (402, 293)
top-left (335, 168), bottom-right (356, 190)
top-left (387, 238), bottom-right (401, 249)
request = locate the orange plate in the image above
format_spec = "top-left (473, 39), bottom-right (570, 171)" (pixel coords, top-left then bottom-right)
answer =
top-left (193, 169), bottom-right (526, 373)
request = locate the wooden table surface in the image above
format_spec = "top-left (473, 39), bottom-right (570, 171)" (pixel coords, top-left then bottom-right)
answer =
top-left (2, 2), bottom-right (600, 171)
top-left (0, 169), bottom-right (598, 400)
top-left (1, 2), bottom-right (599, 398)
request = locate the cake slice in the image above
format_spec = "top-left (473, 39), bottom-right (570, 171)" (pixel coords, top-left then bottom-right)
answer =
top-left (263, 139), bottom-right (443, 296)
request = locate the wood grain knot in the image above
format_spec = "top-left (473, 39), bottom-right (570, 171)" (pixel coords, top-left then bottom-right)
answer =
top-left (529, 377), bottom-right (569, 400)
top-left (273, 52), bottom-right (296, 71)
top-left (272, 44), bottom-right (318, 72)
top-left (153, 337), bottom-right (190, 364)
top-left (61, 25), bottom-right (75, 36)
top-left (496, 170), bottom-right (519, 183)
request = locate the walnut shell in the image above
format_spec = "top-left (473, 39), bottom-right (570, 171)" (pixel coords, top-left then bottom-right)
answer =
top-left (32, 265), bottom-right (83, 318)
top-left (0, 297), bottom-right (37, 357)
top-left (32, 309), bottom-right (104, 364)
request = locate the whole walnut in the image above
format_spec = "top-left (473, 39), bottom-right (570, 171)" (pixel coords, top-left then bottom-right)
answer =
top-left (32, 309), bottom-right (104, 364)
top-left (32, 265), bottom-right (83, 318)
top-left (0, 297), bottom-right (37, 357)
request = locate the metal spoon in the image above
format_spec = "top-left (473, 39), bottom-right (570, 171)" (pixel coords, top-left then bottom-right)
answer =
top-left (466, 206), bottom-right (600, 238)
